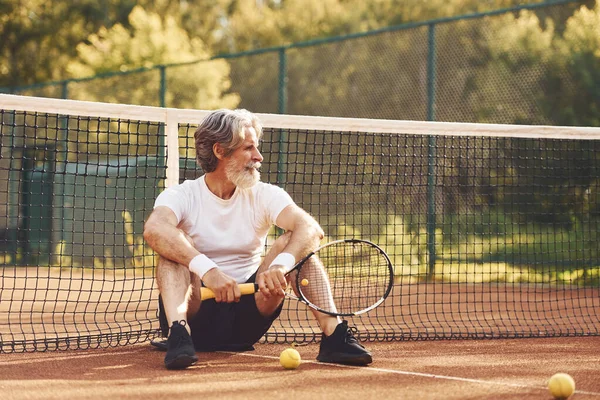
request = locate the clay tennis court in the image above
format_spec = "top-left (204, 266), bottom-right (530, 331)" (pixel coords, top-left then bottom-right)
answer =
top-left (2, 276), bottom-right (600, 399)
top-left (1, 336), bottom-right (599, 399)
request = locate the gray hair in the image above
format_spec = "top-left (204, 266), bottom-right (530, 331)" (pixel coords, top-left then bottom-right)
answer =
top-left (194, 109), bottom-right (263, 172)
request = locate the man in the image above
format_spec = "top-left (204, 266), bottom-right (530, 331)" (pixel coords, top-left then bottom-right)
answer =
top-left (143, 109), bottom-right (372, 370)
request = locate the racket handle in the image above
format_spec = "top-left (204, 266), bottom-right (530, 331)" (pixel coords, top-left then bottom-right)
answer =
top-left (200, 283), bottom-right (258, 301)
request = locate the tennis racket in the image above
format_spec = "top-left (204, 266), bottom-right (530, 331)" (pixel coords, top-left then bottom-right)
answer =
top-left (199, 239), bottom-right (394, 317)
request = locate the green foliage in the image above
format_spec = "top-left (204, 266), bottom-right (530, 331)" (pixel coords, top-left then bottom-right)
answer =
top-left (469, 2), bottom-right (600, 126)
top-left (457, 5), bottom-right (600, 226)
top-left (440, 217), bottom-right (599, 265)
top-left (441, 209), bottom-right (516, 240)
top-left (376, 216), bottom-right (429, 276)
top-left (134, 0), bottom-right (234, 51)
top-left (432, 262), bottom-right (600, 286)
top-left (66, 5), bottom-right (239, 109)
top-left (220, 0), bottom-right (356, 52)
top-left (327, 212), bottom-right (600, 286)
top-left (467, 10), bottom-right (556, 124)
top-left (0, 0), bottom-right (135, 88)
top-left (324, 215), bottom-right (428, 276)
top-left (211, 0), bottom-right (538, 54)
top-left (544, 2), bottom-right (600, 126)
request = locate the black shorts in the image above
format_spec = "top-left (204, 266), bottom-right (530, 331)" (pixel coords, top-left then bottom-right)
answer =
top-left (188, 271), bottom-right (284, 352)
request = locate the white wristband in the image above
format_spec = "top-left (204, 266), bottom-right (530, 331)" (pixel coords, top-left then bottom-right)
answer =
top-left (189, 254), bottom-right (218, 279)
top-left (269, 252), bottom-right (296, 273)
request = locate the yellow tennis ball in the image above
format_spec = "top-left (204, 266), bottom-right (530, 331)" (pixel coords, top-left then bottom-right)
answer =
top-left (279, 348), bottom-right (301, 370)
top-left (301, 278), bottom-right (309, 287)
top-left (548, 373), bottom-right (575, 399)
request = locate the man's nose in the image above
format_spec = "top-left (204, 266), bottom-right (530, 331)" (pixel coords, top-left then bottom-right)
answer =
top-left (253, 148), bottom-right (263, 162)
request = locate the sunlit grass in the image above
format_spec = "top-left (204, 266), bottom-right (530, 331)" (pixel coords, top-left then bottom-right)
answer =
top-left (0, 253), bottom-right (13, 264)
top-left (327, 214), bottom-right (600, 287)
top-left (3, 210), bottom-right (599, 287)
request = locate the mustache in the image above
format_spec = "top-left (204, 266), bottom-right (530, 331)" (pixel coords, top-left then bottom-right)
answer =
top-left (245, 162), bottom-right (261, 171)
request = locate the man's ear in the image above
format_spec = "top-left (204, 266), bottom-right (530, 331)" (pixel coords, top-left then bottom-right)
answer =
top-left (213, 143), bottom-right (226, 160)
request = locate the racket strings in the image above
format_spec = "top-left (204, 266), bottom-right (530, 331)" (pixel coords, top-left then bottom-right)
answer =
top-left (297, 241), bottom-right (392, 315)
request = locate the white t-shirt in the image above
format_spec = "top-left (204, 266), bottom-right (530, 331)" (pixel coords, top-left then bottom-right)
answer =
top-left (154, 176), bottom-right (295, 283)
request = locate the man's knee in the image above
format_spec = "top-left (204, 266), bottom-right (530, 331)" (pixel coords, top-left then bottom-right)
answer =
top-left (155, 232), bottom-right (195, 272)
top-left (155, 255), bottom-right (193, 293)
top-left (156, 255), bottom-right (179, 271)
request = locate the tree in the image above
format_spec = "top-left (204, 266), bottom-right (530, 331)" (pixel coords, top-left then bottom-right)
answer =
top-left (0, 0), bottom-right (135, 91)
top-left (134, 0), bottom-right (234, 53)
top-left (465, 2), bottom-right (600, 224)
top-left (545, 2), bottom-right (600, 127)
top-left (209, 0), bottom-right (548, 54)
top-left (64, 5), bottom-right (240, 164)
top-left (466, 1), bottom-right (600, 125)
top-left (66, 5), bottom-right (239, 110)
top-left (464, 10), bottom-right (556, 124)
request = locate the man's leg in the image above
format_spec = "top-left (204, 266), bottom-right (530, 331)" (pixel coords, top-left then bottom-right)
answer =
top-left (158, 295), bottom-right (169, 338)
top-left (156, 232), bottom-right (203, 328)
top-left (148, 295), bottom-right (169, 351)
top-left (300, 255), bottom-right (372, 365)
top-left (156, 256), bottom-right (194, 330)
top-left (255, 232), bottom-right (339, 333)
top-left (156, 256), bottom-right (199, 369)
top-left (256, 232), bottom-right (371, 366)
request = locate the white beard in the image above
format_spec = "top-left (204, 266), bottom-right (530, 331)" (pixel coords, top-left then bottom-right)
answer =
top-left (226, 160), bottom-right (261, 189)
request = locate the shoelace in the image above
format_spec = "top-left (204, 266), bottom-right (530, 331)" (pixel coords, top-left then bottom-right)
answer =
top-left (169, 321), bottom-right (188, 348)
top-left (345, 325), bottom-right (360, 344)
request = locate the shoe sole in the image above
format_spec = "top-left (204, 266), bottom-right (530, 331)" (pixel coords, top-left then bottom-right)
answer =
top-left (165, 354), bottom-right (199, 370)
top-left (317, 353), bottom-right (373, 366)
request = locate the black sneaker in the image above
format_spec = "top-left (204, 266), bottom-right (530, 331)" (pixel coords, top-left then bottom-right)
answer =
top-left (164, 321), bottom-right (198, 370)
top-left (317, 321), bottom-right (372, 365)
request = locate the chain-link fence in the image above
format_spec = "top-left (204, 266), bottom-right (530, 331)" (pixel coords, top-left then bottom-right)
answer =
top-left (3, 0), bottom-right (591, 125)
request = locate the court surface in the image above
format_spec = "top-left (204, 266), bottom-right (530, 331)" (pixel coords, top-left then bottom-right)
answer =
top-left (2, 336), bottom-right (599, 399)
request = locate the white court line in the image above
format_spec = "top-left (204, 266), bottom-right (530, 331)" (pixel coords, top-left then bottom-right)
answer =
top-left (222, 351), bottom-right (600, 397)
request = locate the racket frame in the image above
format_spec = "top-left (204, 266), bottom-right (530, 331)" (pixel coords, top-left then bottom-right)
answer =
top-left (293, 238), bottom-right (394, 317)
top-left (200, 238), bottom-right (394, 317)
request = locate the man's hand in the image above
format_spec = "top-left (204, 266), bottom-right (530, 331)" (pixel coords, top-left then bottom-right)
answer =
top-left (257, 266), bottom-right (288, 298)
top-left (201, 268), bottom-right (240, 303)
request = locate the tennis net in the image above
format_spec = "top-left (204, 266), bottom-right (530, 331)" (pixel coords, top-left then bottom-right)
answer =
top-left (1, 94), bottom-right (599, 352)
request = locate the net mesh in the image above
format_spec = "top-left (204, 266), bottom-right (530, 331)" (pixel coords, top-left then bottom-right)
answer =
top-left (0, 104), bottom-right (163, 352)
top-left (295, 240), bottom-right (393, 316)
top-left (1, 95), bottom-right (599, 352)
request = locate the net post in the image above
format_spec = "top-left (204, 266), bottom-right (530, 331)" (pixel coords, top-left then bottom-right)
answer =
top-left (165, 110), bottom-right (180, 187)
top-left (426, 23), bottom-right (437, 278)
top-left (55, 107), bottom-right (69, 267)
top-left (5, 110), bottom-right (18, 265)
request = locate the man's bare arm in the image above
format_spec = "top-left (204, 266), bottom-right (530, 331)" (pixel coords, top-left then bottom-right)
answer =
top-left (143, 206), bottom-right (240, 302)
top-left (257, 204), bottom-right (324, 297)
top-left (143, 206), bottom-right (199, 266)
top-left (275, 204), bottom-right (324, 261)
